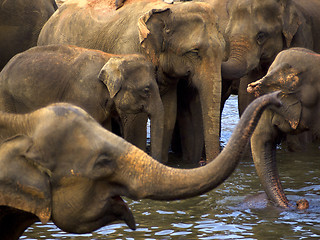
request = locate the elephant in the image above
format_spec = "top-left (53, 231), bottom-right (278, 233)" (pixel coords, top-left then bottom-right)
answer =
top-left (0, 91), bottom-right (281, 239)
top-left (0, 0), bottom-right (57, 70)
top-left (247, 47), bottom-right (320, 209)
top-left (0, 44), bottom-right (164, 161)
top-left (37, 0), bottom-right (226, 164)
top-left (215, 0), bottom-right (320, 115)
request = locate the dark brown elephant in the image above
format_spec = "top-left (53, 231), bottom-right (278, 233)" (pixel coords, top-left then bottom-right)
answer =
top-left (37, 0), bottom-right (226, 164)
top-left (247, 48), bottom-right (320, 209)
top-left (0, 44), bottom-right (164, 161)
top-left (0, 91), bottom-right (280, 239)
top-left (217, 0), bottom-right (320, 115)
top-left (0, 0), bottom-right (57, 70)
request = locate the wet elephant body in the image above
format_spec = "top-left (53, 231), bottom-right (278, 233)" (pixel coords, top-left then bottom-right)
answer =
top-left (38, 0), bottom-right (226, 164)
top-left (0, 0), bottom-right (57, 70)
top-left (0, 44), bottom-right (164, 160)
top-left (247, 48), bottom-right (320, 209)
top-left (0, 92), bottom-right (280, 239)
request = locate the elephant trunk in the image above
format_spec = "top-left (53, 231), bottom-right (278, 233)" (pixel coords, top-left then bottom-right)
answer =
top-left (251, 110), bottom-right (292, 208)
top-left (196, 55), bottom-right (223, 160)
top-left (221, 58), bottom-right (247, 80)
top-left (117, 92), bottom-right (281, 200)
top-left (147, 89), bottom-right (164, 162)
top-left (221, 36), bottom-right (256, 80)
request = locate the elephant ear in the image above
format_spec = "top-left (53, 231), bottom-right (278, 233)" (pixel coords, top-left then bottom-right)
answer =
top-left (138, 7), bottom-right (171, 66)
top-left (275, 94), bottom-right (302, 129)
top-left (280, 0), bottom-right (303, 47)
top-left (99, 57), bottom-right (124, 99)
top-left (0, 135), bottom-right (51, 224)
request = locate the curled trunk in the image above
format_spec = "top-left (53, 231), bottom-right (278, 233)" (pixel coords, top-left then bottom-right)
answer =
top-left (116, 92), bottom-right (281, 200)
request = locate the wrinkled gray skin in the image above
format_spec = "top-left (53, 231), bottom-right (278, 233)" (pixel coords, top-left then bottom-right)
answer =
top-left (0, 0), bottom-right (57, 70)
top-left (215, 0), bottom-right (320, 115)
top-left (0, 92), bottom-right (280, 239)
top-left (247, 47), bottom-right (320, 209)
top-left (38, 0), bottom-right (225, 164)
top-left (0, 44), bottom-right (164, 161)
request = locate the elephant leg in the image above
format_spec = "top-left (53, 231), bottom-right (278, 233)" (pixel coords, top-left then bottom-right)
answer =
top-left (221, 78), bottom-right (240, 113)
top-left (238, 69), bottom-right (267, 116)
top-left (177, 92), bottom-right (204, 165)
top-left (101, 118), bottom-right (112, 132)
top-left (238, 75), bottom-right (257, 116)
top-left (121, 112), bottom-right (148, 153)
top-left (285, 131), bottom-right (315, 152)
top-left (161, 85), bottom-right (178, 164)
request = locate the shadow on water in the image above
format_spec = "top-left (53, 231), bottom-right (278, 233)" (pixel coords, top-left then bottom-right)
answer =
top-left (22, 95), bottom-right (320, 239)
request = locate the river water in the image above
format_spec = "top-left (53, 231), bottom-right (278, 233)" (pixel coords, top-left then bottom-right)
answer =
top-left (21, 95), bottom-right (320, 239)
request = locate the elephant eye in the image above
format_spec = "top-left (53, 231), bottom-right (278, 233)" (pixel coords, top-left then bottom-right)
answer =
top-left (144, 86), bottom-right (150, 94)
top-left (142, 86), bottom-right (150, 97)
top-left (94, 154), bottom-right (113, 169)
top-left (189, 49), bottom-right (199, 55)
top-left (185, 48), bottom-right (201, 59)
top-left (256, 31), bottom-right (269, 45)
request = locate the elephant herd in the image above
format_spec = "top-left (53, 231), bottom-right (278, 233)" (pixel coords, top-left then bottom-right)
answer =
top-left (0, 0), bottom-right (319, 238)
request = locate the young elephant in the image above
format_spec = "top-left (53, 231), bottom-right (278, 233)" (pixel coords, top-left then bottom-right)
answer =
top-left (0, 92), bottom-right (280, 239)
top-left (0, 44), bottom-right (164, 161)
top-left (247, 47), bottom-right (320, 209)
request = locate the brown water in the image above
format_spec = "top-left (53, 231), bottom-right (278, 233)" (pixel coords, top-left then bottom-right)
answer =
top-left (21, 95), bottom-right (320, 239)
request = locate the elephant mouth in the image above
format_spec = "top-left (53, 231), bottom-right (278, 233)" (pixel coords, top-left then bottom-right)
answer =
top-left (111, 195), bottom-right (136, 230)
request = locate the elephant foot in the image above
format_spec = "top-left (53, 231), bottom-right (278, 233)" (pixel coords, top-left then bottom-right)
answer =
top-left (296, 199), bottom-right (309, 210)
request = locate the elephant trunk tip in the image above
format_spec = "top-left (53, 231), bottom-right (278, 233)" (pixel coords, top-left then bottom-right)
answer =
top-left (296, 198), bottom-right (309, 210)
top-left (247, 79), bottom-right (264, 98)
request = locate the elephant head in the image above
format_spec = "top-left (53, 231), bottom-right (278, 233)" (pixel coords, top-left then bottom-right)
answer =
top-left (0, 91), bottom-right (280, 238)
top-left (221, 0), bottom-right (311, 80)
top-left (98, 54), bottom-right (164, 161)
top-left (138, 2), bottom-right (226, 160)
top-left (247, 48), bottom-right (320, 208)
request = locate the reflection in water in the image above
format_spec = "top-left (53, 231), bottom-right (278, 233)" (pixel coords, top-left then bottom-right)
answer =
top-left (22, 95), bottom-right (320, 239)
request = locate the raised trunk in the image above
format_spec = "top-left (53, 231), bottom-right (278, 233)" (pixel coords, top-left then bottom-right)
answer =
top-left (251, 110), bottom-right (292, 208)
top-left (117, 92), bottom-right (281, 200)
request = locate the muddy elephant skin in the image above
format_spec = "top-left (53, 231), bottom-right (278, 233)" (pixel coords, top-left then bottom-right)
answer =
top-left (247, 48), bottom-right (320, 209)
top-left (0, 44), bottom-right (164, 160)
top-left (0, 92), bottom-right (280, 239)
top-left (38, 0), bottom-right (226, 163)
top-left (0, 0), bottom-right (57, 70)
